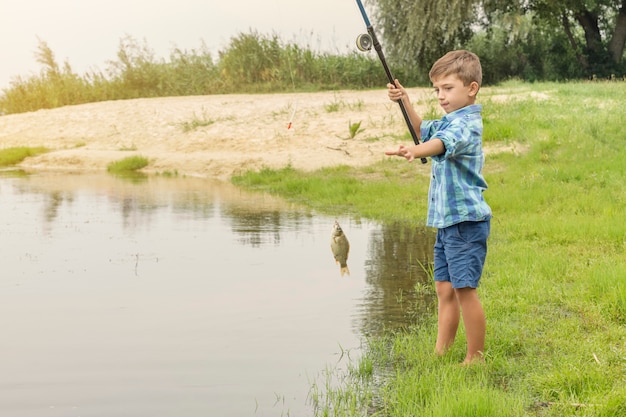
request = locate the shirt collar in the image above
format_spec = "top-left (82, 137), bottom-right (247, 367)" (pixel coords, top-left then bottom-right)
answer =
top-left (442, 104), bottom-right (482, 122)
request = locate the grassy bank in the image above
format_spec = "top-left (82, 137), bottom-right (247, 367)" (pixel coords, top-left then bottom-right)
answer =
top-left (232, 82), bottom-right (626, 416)
top-left (0, 147), bottom-right (48, 167)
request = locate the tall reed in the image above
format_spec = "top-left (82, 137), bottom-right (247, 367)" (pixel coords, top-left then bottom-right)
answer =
top-left (0, 32), bottom-right (412, 115)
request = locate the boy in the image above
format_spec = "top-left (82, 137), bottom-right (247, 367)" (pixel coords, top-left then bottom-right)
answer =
top-left (385, 50), bottom-right (492, 364)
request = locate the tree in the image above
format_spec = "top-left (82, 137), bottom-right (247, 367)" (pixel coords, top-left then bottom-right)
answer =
top-left (528, 0), bottom-right (626, 75)
top-left (608, 0), bottom-right (626, 63)
top-left (369, 0), bottom-right (478, 80)
top-left (372, 0), bottom-right (626, 79)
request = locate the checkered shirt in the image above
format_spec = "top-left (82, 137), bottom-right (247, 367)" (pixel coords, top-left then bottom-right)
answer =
top-left (420, 104), bottom-right (492, 228)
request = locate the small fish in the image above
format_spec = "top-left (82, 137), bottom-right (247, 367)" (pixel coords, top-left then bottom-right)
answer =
top-left (330, 220), bottom-right (350, 276)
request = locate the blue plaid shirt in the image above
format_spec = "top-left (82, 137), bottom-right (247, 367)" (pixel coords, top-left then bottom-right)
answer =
top-left (420, 104), bottom-right (492, 228)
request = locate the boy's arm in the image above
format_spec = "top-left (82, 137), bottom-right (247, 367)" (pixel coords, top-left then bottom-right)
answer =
top-left (388, 79), bottom-right (422, 137)
top-left (385, 139), bottom-right (444, 162)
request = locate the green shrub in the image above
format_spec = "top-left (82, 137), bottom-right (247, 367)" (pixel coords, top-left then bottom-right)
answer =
top-left (0, 147), bottom-right (48, 166)
top-left (0, 32), bottom-right (400, 115)
top-left (106, 155), bottom-right (149, 173)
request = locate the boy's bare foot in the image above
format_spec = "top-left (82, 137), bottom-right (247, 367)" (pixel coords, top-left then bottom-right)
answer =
top-left (461, 352), bottom-right (485, 366)
top-left (435, 347), bottom-right (447, 356)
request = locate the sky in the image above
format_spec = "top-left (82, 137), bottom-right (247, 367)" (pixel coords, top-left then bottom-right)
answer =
top-left (0, 0), bottom-right (367, 89)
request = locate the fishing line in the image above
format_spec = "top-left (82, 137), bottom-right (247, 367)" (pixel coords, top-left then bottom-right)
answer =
top-left (287, 103), bottom-right (297, 130)
top-left (286, 52), bottom-right (298, 130)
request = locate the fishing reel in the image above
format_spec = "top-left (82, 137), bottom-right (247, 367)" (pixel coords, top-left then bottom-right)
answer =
top-left (355, 33), bottom-right (372, 52)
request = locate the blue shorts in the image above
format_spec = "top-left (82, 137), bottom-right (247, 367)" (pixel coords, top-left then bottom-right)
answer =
top-left (434, 220), bottom-right (490, 289)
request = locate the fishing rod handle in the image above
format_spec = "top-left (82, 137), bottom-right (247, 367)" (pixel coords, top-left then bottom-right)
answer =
top-left (397, 101), bottom-right (428, 164)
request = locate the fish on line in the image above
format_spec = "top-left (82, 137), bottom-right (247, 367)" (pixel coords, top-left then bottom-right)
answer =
top-left (330, 220), bottom-right (350, 277)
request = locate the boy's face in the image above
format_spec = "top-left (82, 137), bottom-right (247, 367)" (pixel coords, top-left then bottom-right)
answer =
top-left (431, 74), bottom-right (479, 113)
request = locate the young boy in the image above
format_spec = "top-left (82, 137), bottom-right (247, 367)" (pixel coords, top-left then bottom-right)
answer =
top-left (385, 50), bottom-right (492, 364)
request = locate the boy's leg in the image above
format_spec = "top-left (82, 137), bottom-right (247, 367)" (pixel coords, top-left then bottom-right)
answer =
top-left (438, 220), bottom-right (490, 363)
top-left (434, 281), bottom-right (460, 355)
top-left (455, 287), bottom-right (486, 363)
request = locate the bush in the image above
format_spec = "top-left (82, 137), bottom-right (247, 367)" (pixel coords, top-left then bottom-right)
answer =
top-left (0, 32), bottom-right (388, 115)
top-left (106, 155), bottom-right (149, 173)
top-left (0, 147), bottom-right (48, 166)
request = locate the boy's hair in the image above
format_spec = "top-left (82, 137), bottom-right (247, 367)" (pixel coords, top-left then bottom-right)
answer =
top-left (429, 50), bottom-right (482, 87)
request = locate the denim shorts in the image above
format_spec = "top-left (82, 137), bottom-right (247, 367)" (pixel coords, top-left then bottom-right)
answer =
top-left (433, 220), bottom-right (490, 289)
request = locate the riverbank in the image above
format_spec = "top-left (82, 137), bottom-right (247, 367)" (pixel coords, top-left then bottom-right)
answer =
top-left (0, 88), bottom-right (525, 179)
top-left (0, 90), bottom-right (414, 179)
top-left (231, 82), bottom-right (626, 417)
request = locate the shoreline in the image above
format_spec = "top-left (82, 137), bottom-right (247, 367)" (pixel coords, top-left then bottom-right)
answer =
top-left (1, 91), bottom-right (414, 180)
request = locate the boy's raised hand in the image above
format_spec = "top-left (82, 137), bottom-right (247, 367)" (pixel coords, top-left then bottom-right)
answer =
top-left (387, 79), bottom-right (407, 102)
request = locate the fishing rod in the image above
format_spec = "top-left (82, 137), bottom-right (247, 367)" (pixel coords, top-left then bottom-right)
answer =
top-left (354, 0), bottom-right (428, 164)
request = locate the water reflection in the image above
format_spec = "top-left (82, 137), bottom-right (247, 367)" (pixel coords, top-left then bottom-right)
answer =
top-left (362, 222), bottom-right (436, 336)
top-left (0, 172), bottom-right (435, 417)
top-left (225, 207), bottom-right (315, 247)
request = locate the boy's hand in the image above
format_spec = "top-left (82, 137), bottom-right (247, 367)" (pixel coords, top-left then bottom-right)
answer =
top-left (385, 145), bottom-right (415, 162)
top-left (387, 79), bottom-right (407, 102)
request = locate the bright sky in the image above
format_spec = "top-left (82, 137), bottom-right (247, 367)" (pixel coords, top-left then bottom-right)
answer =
top-left (0, 0), bottom-right (367, 89)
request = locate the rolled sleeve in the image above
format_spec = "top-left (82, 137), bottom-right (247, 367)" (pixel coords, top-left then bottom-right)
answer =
top-left (422, 119), bottom-right (471, 161)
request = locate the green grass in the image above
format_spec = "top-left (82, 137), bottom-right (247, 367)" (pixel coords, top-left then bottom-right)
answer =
top-left (106, 155), bottom-right (149, 173)
top-left (232, 82), bottom-right (626, 416)
top-left (0, 146), bottom-right (48, 166)
top-left (178, 111), bottom-right (215, 132)
top-left (347, 120), bottom-right (364, 139)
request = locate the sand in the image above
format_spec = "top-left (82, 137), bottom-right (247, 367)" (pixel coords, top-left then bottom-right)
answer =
top-left (1, 89), bottom-right (521, 180)
top-left (0, 90), bottom-right (426, 180)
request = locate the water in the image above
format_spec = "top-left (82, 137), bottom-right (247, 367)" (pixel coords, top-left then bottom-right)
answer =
top-left (0, 172), bottom-right (434, 417)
